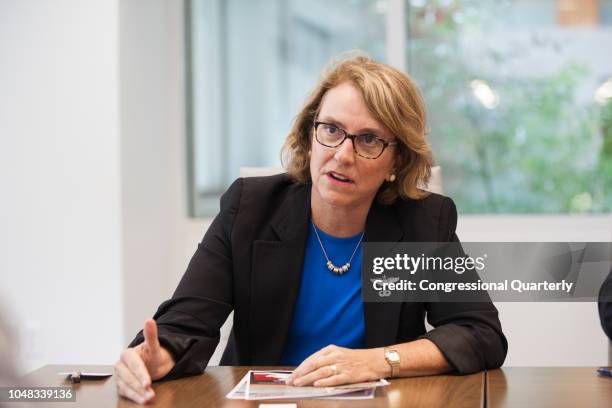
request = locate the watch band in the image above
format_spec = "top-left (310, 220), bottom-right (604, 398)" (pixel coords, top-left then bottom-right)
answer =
top-left (384, 347), bottom-right (401, 378)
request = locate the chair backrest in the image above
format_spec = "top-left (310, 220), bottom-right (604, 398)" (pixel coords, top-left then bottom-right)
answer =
top-left (239, 165), bottom-right (444, 195)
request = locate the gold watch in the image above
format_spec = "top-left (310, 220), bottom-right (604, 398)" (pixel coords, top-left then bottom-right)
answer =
top-left (384, 347), bottom-right (401, 378)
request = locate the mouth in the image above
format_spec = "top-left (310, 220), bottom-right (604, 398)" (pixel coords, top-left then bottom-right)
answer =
top-left (326, 171), bottom-right (354, 184)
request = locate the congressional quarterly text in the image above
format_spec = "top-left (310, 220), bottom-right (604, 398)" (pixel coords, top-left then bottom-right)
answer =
top-left (372, 279), bottom-right (575, 294)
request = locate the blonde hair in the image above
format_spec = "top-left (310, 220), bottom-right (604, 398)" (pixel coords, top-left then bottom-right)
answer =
top-left (281, 54), bottom-right (433, 204)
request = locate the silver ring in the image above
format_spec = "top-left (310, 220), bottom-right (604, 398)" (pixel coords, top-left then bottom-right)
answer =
top-left (329, 364), bottom-right (338, 376)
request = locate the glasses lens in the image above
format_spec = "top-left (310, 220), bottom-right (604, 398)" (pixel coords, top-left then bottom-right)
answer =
top-left (316, 123), bottom-right (345, 146)
top-left (355, 134), bottom-right (384, 158)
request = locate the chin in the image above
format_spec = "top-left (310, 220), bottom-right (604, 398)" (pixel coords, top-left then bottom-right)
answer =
top-left (318, 189), bottom-right (360, 208)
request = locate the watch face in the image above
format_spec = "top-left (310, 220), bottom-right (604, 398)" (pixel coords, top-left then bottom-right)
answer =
top-left (386, 350), bottom-right (400, 363)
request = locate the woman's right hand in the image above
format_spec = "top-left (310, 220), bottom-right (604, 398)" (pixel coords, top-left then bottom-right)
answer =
top-left (114, 319), bottom-right (176, 404)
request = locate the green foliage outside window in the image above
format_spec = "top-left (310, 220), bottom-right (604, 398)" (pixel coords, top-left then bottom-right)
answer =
top-left (409, 0), bottom-right (612, 213)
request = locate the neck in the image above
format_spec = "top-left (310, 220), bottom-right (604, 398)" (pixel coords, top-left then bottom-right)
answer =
top-left (310, 192), bottom-right (371, 238)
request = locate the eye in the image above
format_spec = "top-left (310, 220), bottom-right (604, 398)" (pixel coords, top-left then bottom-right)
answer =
top-left (361, 134), bottom-right (377, 146)
top-left (324, 124), bottom-right (339, 134)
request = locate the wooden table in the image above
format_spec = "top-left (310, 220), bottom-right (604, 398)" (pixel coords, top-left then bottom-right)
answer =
top-left (12, 365), bottom-right (484, 408)
top-left (487, 367), bottom-right (612, 408)
top-left (15, 365), bottom-right (610, 407)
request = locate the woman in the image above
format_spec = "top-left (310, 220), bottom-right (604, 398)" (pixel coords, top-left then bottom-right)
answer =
top-left (114, 56), bottom-right (507, 404)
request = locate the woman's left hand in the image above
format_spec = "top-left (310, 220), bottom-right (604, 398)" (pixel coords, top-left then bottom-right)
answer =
top-left (286, 345), bottom-right (388, 387)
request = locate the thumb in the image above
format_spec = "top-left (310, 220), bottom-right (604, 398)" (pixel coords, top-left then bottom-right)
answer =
top-left (143, 319), bottom-right (161, 352)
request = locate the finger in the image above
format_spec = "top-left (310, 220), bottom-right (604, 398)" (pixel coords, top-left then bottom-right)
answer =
top-left (117, 376), bottom-right (156, 404)
top-left (143, 319), bottom-right (161, 352)
top-left (287, 350), bottom-right (333, 385)
top-left (313, 373), bottom-right (349, 387)
top-left (114, 361), bottom-right (147, 394)
top-left (287, 356), bottom-right (322, 385)
top-left (116, 376), bottom-right (148, 405)
top-left (293, 363), bottom-right (338, 387)
top-left (121, 348), bottom-right (152, 388)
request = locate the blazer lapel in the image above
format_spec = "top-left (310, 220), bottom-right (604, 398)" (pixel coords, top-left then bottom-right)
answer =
top-left (250, 184), bottom-right (311, 364)
top-left (363, 200), bottom-right (405, 348)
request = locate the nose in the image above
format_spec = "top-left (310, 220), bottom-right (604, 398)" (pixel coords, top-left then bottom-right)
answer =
top-left (334, 137), bottom-right (356, 165)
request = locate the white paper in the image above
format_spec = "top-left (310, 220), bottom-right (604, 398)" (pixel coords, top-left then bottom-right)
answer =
top-left (242, 370), bottom-right (388, 400)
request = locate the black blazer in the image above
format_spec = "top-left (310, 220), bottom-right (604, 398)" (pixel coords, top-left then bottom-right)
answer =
top-left (130, 174), bottom-right (507, 380)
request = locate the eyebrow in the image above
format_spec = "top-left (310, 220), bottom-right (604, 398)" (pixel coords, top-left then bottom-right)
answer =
top-left (318, 116), bottom-right (385, 135)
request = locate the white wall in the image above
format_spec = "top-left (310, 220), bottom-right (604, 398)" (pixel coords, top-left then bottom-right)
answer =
top-left (0, 0), bottom-right (198, 374)
top-left (119, 0), bottom-right (179, 346)
top-left (118, 0), bottom-right (212, 346)
top-left (0, 0), bottom-right (123, 372)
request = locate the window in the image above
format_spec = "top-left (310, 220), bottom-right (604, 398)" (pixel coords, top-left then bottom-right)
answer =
top-left (186, 0), bottom-right (612, 216)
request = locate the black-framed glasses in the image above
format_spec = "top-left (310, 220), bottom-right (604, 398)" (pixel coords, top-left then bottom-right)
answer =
top-left (313, 121), bottom-right (397, 159)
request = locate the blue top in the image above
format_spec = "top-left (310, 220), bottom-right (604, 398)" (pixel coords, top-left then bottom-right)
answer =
top-left (280, 222), bottom-right (366, 365)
